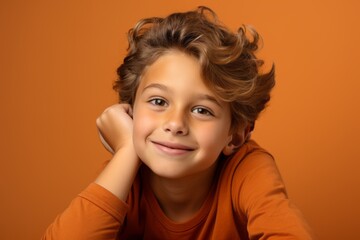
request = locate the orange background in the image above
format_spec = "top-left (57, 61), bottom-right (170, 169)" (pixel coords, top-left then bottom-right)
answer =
top-left (1, 0), bottom-right (359, 239)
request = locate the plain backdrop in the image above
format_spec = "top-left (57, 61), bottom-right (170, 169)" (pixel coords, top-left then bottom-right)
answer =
top-left (1, 0), bottom-right (359, 239)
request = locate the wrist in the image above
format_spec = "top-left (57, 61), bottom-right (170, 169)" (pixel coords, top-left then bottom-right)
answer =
top-left (95, 146), bottom-right (140, 201)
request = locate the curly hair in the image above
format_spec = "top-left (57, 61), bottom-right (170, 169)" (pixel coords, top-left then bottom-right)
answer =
top-left (114, 6), bottom-right (275, 131)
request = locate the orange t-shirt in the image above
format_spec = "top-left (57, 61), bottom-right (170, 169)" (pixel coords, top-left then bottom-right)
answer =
top-left (43, 140), bottom-right (314, 239)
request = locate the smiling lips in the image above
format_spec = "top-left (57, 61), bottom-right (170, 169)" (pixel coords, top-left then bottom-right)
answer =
top-left (151, 141), bottom-right (195, 156)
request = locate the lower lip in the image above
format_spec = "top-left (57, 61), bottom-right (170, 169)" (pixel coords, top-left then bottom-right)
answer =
top-left (152, 142), bottom-right (192, 156)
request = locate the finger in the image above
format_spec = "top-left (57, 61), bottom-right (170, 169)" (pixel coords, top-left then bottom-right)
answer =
top-left (117, 103), bottom-right (133, 118)
top-left (125, 104), bottom-right (133, 118)
top-left (102, 104), bottom-right (132, 117)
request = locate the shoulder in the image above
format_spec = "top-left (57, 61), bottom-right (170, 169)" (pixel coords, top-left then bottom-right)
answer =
top-left (219, 140), bottom-right (286, 212)
top-left (222, 142), bottom-right (314, 239)
top-left (233, 140), bottom-right (279, 184)
top-left (221, 140), bottom-right (276, 181)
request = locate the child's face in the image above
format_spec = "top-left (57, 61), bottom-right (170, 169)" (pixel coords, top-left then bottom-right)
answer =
top-left (132, 51), bottom-right (233, 179)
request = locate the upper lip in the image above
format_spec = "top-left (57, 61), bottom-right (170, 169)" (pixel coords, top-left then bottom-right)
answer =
top-left (151, 140), bottom-right (195, 151)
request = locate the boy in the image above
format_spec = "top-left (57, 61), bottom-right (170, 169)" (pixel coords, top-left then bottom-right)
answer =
top-left (43, 6), bottom-right (313, 239)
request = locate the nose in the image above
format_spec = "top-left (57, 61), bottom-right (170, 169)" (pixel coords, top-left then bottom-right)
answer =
top-left (162, 109), bottom-right (189, 136)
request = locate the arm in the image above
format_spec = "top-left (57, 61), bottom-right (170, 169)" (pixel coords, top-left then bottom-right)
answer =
top-left (233, 151), bottom-right (315, 239)
top-left (42, 104), bottom-right (141, 239)
top-left (95, 104), bottom-right (141, 201)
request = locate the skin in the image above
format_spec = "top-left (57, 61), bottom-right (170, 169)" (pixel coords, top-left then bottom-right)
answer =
top-left (96, 50), bottom-right (242, 222)
top-left (132, 51), bottom-right (233, 179)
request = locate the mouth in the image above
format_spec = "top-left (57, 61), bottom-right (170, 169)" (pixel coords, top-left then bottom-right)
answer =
top-left (151, 140), bottom-right (195, 155)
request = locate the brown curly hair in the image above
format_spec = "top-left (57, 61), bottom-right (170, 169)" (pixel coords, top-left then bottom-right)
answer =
top-left (114, 6), bottom-right (275, 131)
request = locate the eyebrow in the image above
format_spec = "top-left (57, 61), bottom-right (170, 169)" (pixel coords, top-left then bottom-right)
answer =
top-left (197, 94), bottom-right (222, 108)
top-left (142, 83), bottom-right (222, 108)
top-left (142, 83), bottom-right (170, 93)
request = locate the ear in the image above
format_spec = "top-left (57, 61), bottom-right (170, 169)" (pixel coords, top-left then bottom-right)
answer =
top-left (222, 133), bottom-right (243, 156)
top-left (222, 123), bottom-right (253, 156)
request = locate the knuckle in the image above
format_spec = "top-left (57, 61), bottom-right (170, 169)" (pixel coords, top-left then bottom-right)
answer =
top-left (96, 118), bottom-right (102, 127)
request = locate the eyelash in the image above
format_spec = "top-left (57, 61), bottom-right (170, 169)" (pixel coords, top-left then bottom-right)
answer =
top-left (148, 98), bottom-right (214, 116)
top-left (192, 107), bottom-right (214, 116)
top-left (148, 98), bottom-right (167, 107)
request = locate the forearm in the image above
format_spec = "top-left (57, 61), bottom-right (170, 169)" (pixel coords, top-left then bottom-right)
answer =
top-left (42, 183), bottom-right (128, 240)
top-left (95, 146), bottom-right (140, 201)
top-left (43, 150), bottom-right (139, 239)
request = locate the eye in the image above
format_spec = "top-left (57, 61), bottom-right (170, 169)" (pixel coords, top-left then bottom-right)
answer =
top-left (149, 98), bottom-right (167, 107)
top-left (192, 107), bottom-right (214, 116)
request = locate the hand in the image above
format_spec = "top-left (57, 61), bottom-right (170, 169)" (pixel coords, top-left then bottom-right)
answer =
top-left (96, 104), bottom-right (134, 153)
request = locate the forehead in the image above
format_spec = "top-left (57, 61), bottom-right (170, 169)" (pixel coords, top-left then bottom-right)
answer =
top-left (137, 51), bottom-right (209, 94)
top-left (142, 51), bottom-right (200, 79)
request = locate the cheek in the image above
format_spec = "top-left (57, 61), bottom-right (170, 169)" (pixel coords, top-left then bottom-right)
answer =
top-left (133, 108), bottom-right (157, 141)
top-left (196, 123), bottom-right (230, 152)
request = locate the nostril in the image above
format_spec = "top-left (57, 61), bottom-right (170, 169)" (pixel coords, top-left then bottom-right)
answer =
top-left (163, 125), bottom-right (188, 135)
top-left (176, 130), bottom-right (184, 135)
top-left (162, 113), bottom-right (189, 135)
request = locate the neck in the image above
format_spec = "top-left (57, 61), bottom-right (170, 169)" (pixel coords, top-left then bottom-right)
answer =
top-left (145, 163), bottom-right (218, 223)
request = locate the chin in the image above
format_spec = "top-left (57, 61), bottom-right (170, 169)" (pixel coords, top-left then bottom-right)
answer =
top-left (144, 162), bottom-right (189, 179)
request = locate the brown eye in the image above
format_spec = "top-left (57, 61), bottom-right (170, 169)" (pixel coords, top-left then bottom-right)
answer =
top-left (149, 98), bottom-right (167, 106)
top-left (192, 107), bottom-right (213, 116)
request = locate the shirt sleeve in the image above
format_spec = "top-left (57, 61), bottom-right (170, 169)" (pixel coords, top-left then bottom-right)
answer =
top-left (42, 183), bottom-right (128, 240)
top-left (232, 151), bottom-right (315, 239)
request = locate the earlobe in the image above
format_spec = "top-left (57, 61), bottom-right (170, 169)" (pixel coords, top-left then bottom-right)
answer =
top-left (222, 144), bottom-right (235, 156)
